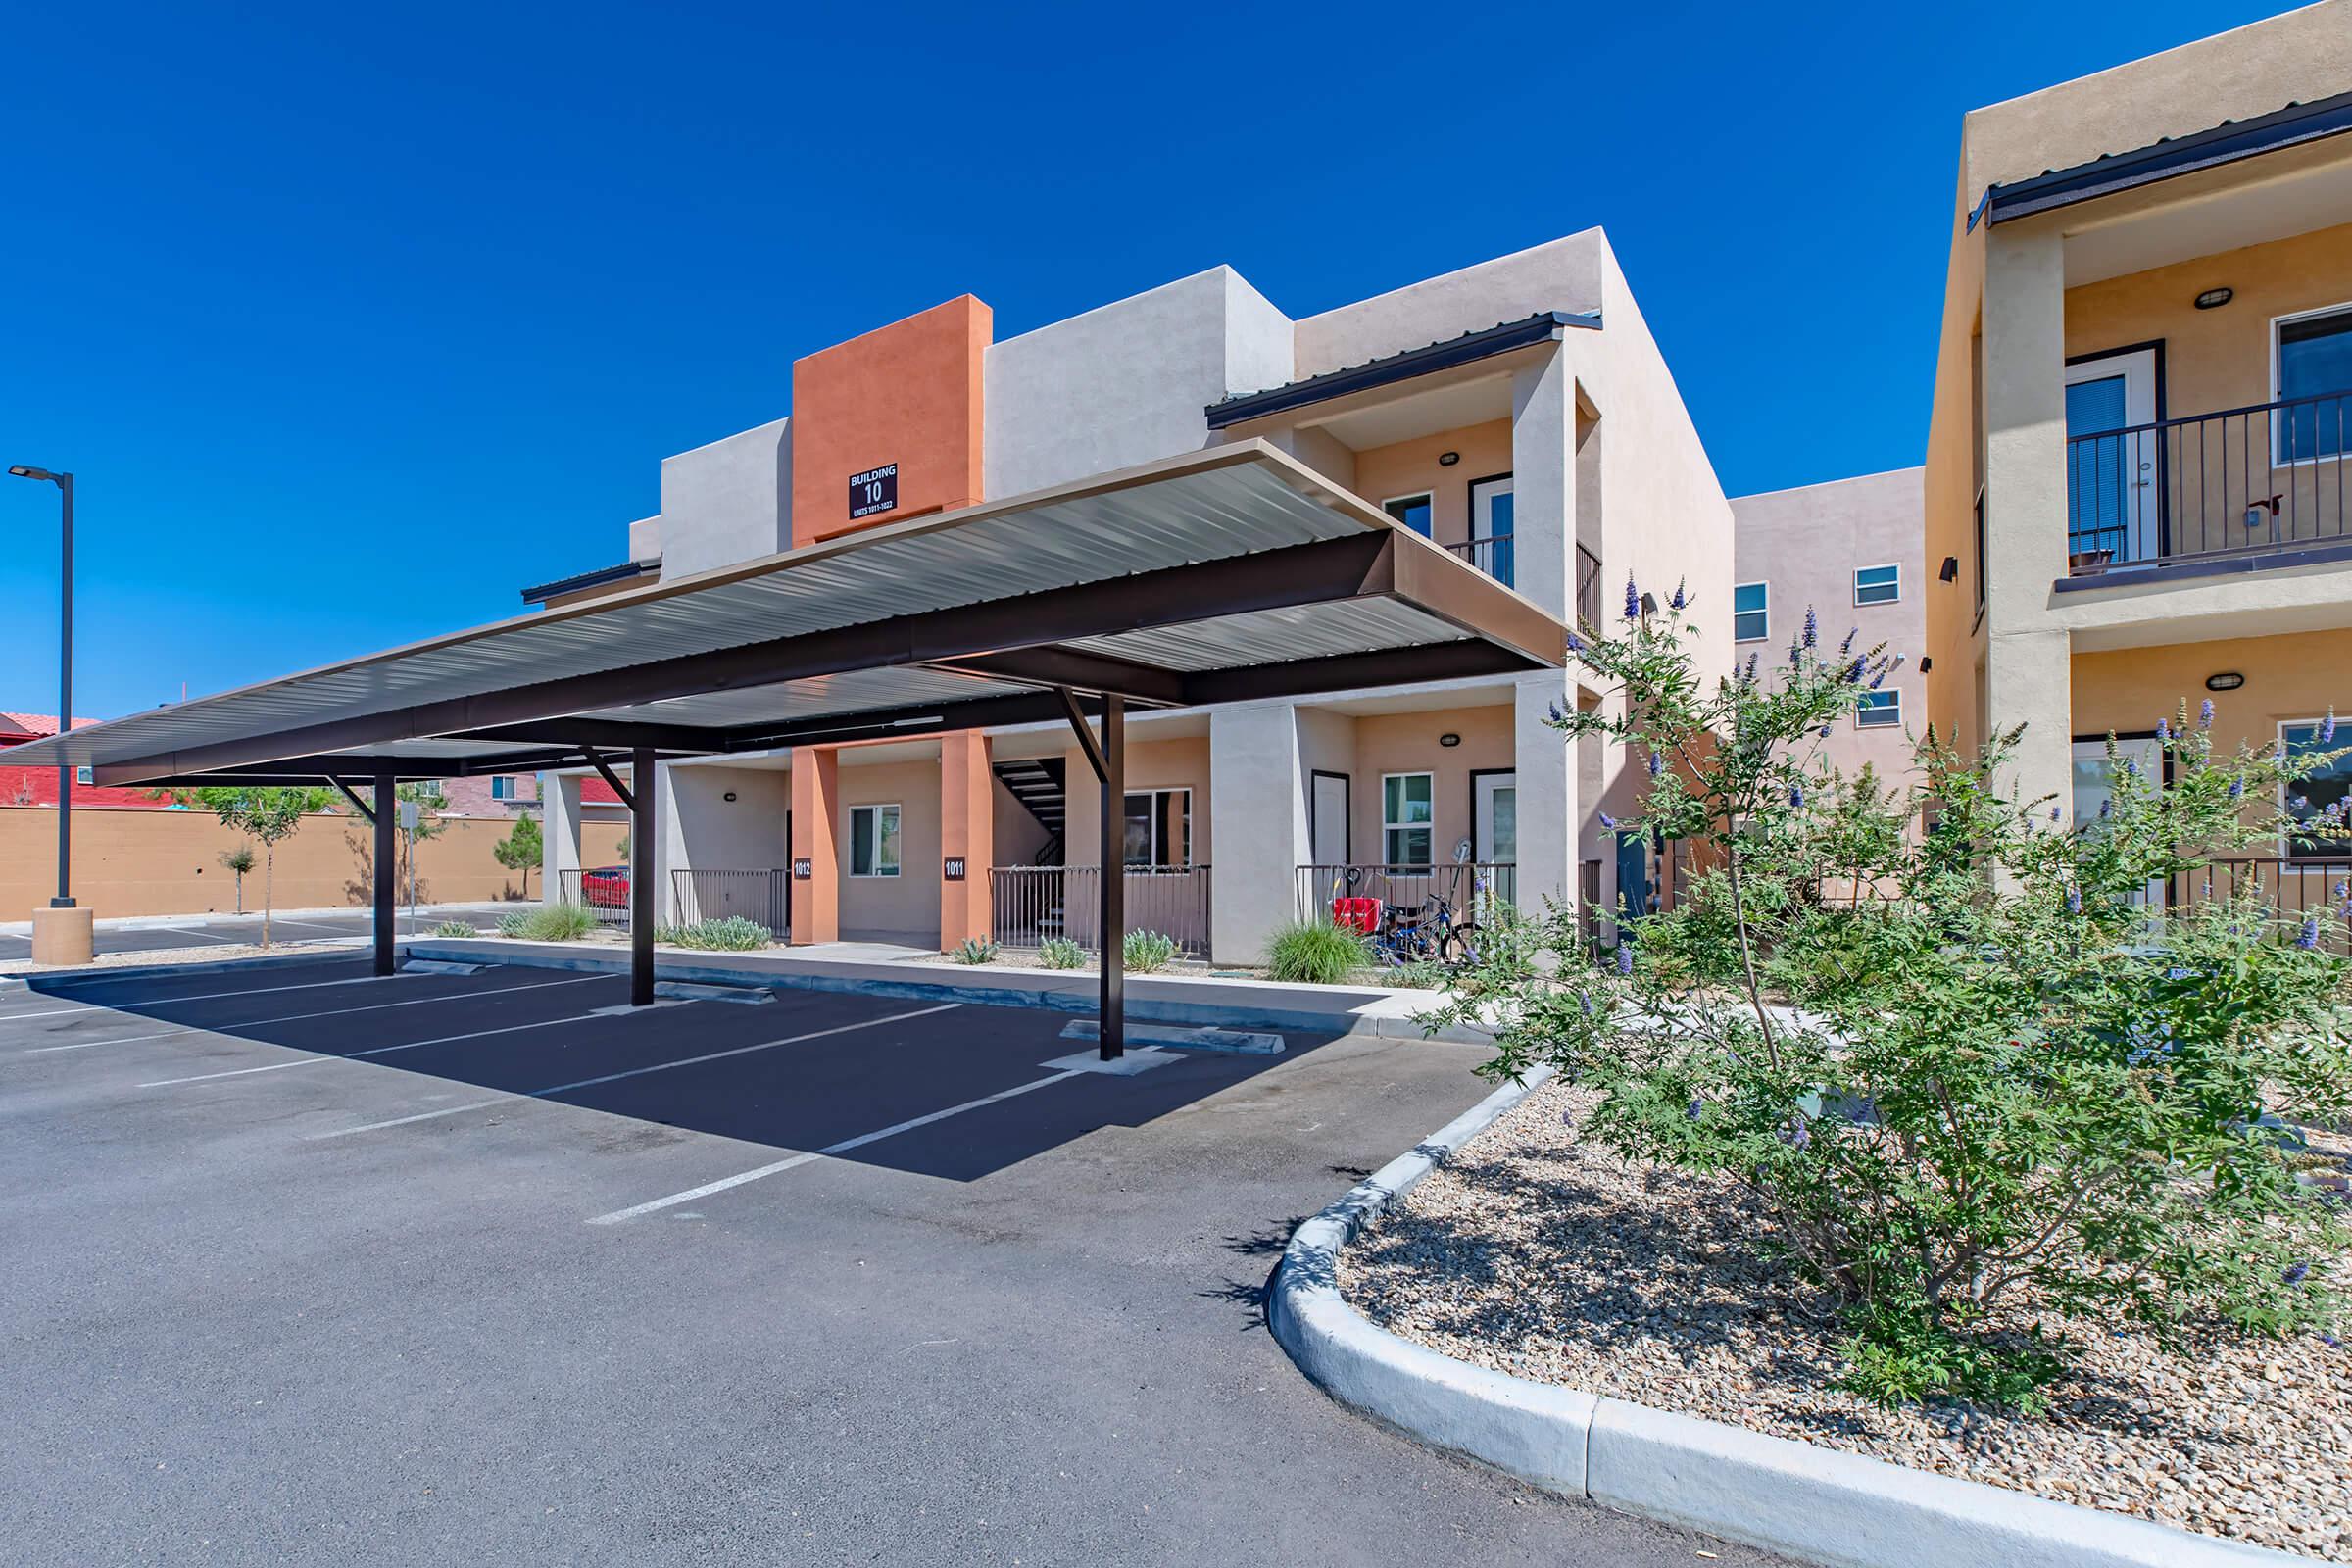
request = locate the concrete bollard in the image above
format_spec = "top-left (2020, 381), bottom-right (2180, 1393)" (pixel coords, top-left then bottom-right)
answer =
top-left (30, 906), bottom-right (94, 967)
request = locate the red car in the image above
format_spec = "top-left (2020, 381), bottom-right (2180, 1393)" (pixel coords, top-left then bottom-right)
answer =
top-left (579, 865), bottom-right (630, 909)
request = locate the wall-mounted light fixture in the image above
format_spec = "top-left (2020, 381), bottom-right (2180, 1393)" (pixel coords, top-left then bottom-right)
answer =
top-left (2205, 671), bottom-right (2245, 692)
top-left (2193, 287), bottom-right (2234, 310)
top-left (1938, 556), bottom-right (1960, 583)
top-left (1439, 732), bottom-right (1461, 748)
top-left (1919, 657), bottom-right (1934, 673)
top-left (722, 790), bottom-right (738, 802)
top-left (1438, 451), bottom-right (1460, 466)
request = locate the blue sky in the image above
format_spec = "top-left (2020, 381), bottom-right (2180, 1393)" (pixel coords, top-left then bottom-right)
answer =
top-left (0, 0), bottom-right (2299, 719)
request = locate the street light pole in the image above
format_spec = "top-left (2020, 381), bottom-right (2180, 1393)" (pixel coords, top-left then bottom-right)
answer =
top-left (8, 465), bottom-right (74, 907)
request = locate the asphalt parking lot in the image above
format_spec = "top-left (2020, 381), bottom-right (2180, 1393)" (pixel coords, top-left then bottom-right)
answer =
top-left (0, 905), bottom-right (493, 962)
top-left (0, 957), bottom-right (1773, 1566)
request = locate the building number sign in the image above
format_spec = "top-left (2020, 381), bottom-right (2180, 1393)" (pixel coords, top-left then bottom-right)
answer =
top-left (849, 463), bottom-right (899, 520)
top-left (943, 857), bottom-right (966, 882)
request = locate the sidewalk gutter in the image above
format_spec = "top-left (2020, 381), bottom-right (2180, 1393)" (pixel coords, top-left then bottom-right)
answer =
top-left (397, 937), bottom-right (1494, 1044)
top-left (1264, 1073), bottom-right (2296, 1568)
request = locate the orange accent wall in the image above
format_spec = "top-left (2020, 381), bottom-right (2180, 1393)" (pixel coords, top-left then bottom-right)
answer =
top-left (938, 731), bottom-right (995, 949)
top-left (790, 295), bottom-right (991, 546)
top-left (789, 746), bottom-right (841, 944)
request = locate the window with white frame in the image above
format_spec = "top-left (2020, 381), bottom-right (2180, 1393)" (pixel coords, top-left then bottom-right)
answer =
top-left (1853, 564), bottom-right (1900, 606)
top-left (849, 803), bottom-right (901, 877)
top-left (1382, 493), bottom-right (1433, 538)
top-left (1122, 788), bottom-right (1192, 868)
top-left (1383, 772), bottom-right (1434, 866)
top-left (1856, 689), bottom-right (1900, 729)
top-left (415, 778), bottom-right (444, 798)
top-left (1733, 581), bottom-right (1768, 642)
top-left (2276, 304), bottom-right (2352, 463)
top-left (490, 775), bottom-right (516, 800)
top-left (2280, 718), bottom-right (2351, 856)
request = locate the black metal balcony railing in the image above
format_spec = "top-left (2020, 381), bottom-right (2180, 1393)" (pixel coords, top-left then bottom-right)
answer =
top-left (989, 864), bottom-right (1211, 958)
top-left (2067, 389), bottom-right (2352, 572)
top-left (1440, 538), bottom-right (1601, 624)
top-left (671, 867), bottom-right (790, 937)
top-left (1443, 532), bottom-right (1515, 589)
top-left (2173, 857), bottom-right (2350, 955)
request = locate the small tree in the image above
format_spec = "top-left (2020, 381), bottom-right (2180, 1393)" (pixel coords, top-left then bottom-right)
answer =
top-left (1437, 583), bottom-right (2352, 1410)
top-left (171, 787), bottom-right (334, 947)
top-left (219, 846), bottom-right (256, 914)
top-left (494, 812), bottom-right (543, 899)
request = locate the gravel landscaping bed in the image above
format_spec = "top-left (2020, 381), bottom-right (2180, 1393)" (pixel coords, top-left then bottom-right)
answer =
top-left (1338, 1075), bottom-right (2351, 1561)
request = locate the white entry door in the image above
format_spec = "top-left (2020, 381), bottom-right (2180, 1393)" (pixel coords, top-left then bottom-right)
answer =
top-left (1474, 771), bottom-right (1517, 864)
top-left (2064, 348), bottom-right (2159, 565)
top-left (2071, 735), bottom-right (2163, 903)
top-left (1310, 771), bottom-right (1349, 867)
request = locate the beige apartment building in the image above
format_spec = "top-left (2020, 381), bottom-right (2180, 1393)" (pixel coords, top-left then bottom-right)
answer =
top-left (1733, 467), bottom-right (1926, 785)
top-left (529, 231), bottom-right (1732, 963)
top-left (1926, 1), bottom-right (2352, 906)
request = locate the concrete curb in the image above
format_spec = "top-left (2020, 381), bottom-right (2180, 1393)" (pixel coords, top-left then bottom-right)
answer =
top-left (4, 942), bottom-right (371, 990)
top-left (397, 937), bottom-right (1496, 1044)
top-left (1266, 1075), bottom-right (2295, 1568)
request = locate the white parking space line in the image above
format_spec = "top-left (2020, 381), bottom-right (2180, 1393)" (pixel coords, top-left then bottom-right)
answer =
top-left (21, 967), bottom-right (382, 1012)
top-left (533, 1004), bottom-right (961, 1097)
top-left (302, 1004), bottom-right (964, 1141)
top-left (31, 973), bottom-right (603, 1054)
top-left (148, 926), bottom-right (243, 946)
top-left (303, 1098), bottom-right (515, 1139)
top-left (585, 1063), bottom-right (1083, 1226)
top-left (139, 1001), bottom-right (610, 1088)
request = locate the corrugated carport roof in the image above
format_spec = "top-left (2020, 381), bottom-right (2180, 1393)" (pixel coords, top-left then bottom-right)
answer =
top-left (15, 440), bottom-right (1565, 789)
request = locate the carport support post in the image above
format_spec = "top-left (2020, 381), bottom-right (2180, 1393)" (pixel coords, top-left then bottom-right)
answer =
top-left (1099, 695), bottom-right (1124, 1061)
top-left (372, 767), bottom-right (397, 977)
top-left (630, 746), bottom-right (656, 1006)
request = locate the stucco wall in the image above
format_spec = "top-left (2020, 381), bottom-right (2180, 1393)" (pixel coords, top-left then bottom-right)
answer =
top-left (837, 759), bottom-right (943, 945)
top-left (1960, 1), bottom-right (2352, 195)
top-left (792, 296), bottom-right (988, 543)
top-left (0, 808), bottom-right (563, 920)
top-left (1350, 420), bottom-right (1515, 552)
top-left (658, 416), bottom-right (791, 578)
top-left (1292, 232), bottom-right (1605, 377)
top-left (2073, 627), bottom-right (2352, 742)
top-left (983, 267), bottom-right (1292, 500)
top-left (2065, 220), bottom-right (2352, 417)
top-left (1733, 467), bottom-right (1927, 782)
top-left (1060, 736), bottom-right (1212, 868)
top-left (1346, 704), bottom-right (1514, 866)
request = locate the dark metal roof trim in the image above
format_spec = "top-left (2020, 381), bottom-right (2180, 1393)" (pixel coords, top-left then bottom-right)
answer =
top-left (519, 558), bottom-right (660, 605)
top-left (1978, 89), bottom-right (2352, 228)
top-left (1203, 311), bottom-right (1599, 429)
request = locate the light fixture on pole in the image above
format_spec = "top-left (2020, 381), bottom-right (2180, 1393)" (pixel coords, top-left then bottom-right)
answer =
top-left (8, 465), bottom-right (74, 908)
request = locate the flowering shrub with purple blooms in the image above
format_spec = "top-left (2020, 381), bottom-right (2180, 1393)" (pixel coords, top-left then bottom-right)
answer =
top-left (1434, 594), bottom-right (2352, 1411)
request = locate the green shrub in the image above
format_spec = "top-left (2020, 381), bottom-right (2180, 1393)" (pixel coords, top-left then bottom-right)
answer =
top-left (1038, 937), bottom-right (1087, 970)
top-left (655, 915), bottom-right (771, 952)
top-left (1122, 929), bottom-right (1181, 973)
top-left (1434, 592), bottom-right (2352, 1412)
top-left (497, 902), bottom-right (599, 942)
top-left (1265, 918), bottom-right (1370, 984)
top-left (430, 920), bottom-right (477, 938)
top-left (952, 937), bottom-right (1000, 965)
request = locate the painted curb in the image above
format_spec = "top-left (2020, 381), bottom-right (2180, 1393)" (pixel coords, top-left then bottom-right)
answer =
top-left (398, 937), bottom-right (1496, 1044)
top-left (1267, 1077), bottom-right (2296, 1568)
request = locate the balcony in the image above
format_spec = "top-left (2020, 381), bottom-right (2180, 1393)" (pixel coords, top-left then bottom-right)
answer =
top-left (1442, 538), bottom-right (1602, 624)
top-left (2066, 390), bottom-right (2352, 575)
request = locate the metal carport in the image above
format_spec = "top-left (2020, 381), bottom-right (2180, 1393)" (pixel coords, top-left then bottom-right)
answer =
top-left (9, 441), bottom-right (1566, 1057)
